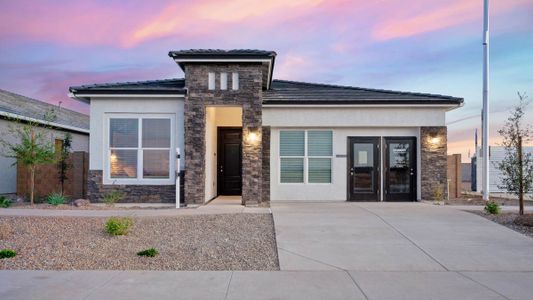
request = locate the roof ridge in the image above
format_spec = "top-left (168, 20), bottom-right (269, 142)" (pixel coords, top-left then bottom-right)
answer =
top-left (0, 88), bottom-right (88, 117)
top-left (272, 79), bottom-right (461, 100)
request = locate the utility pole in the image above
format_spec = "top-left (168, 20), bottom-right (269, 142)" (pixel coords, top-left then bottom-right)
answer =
top-left (482, 0), bottom-right (490, 201)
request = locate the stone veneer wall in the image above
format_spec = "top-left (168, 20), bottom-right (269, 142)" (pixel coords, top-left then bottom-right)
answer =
top-left (184, 63), bottom-right (264, 206)
top-left (261, 126), bottom-right (271, 205)
top-left (87, 170), bottom-right (177, 203)
top-left (420, 126), bottom-right (448, 200)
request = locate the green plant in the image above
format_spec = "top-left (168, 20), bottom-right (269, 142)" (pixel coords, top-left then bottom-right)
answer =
top-left (484, 201), bottom-right (501, 215)
top-left (0, 196), bottom-right (11, 208)
top-left (0, 249), bottom-right (17, 259)
top-left (137, 248), bottom-right (158, 257)
top-left (105, 217), bottom-right (132, 236)
top-left (103, 190), bottom-right (124, 206)
top-left (46, 192), bottom-right (66, 206)
top-left (432, 184), bottom-right (445, 201)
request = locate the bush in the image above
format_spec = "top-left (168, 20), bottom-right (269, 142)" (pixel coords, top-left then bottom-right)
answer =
top-left (137, 248), bottom-right (158, 257)
top-left (103, 190), bottom-right (124, 206)
top-left (0, 249), bottom-right (17, 259)
top-left (105, 217), bottom-right (132, 236)
top-left (484, 201), bottom-right (501, 215)
top-left (0, 196), bottom-right (11, 208)
top-left (46, 192), bottom-right (66, 206)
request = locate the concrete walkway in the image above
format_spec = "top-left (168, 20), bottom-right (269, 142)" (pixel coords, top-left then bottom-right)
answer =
top-left (2, 202), bottom-right (533, 299)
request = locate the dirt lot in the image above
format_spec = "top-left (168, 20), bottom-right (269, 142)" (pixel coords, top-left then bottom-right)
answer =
top-left (0, 214), bottom-right (279, 271)
top-left (470, 211), bottom-right (533, 238)
top-left (447, 193), bottom-right (533, 206)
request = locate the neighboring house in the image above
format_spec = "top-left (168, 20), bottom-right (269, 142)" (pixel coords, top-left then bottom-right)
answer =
top-left (475, 146), bottom-right (533, 194)
top-left (0, 89), bottom-right (90, 196)
top-left (69, 49), bottom-right (463, 205)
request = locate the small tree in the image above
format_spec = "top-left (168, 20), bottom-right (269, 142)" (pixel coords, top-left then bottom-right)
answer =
top-left (496, 93), bottom-right (533, 215)
top-left (0, 113), bottom-right (58, 204)
top-left (57, 133), bottom-right (72, 195)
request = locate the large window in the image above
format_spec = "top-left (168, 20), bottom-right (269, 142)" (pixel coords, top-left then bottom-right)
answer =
top-left (280, 130), bottom-right (333, 183)
top-left (107, 115), bottom-right (173, 183)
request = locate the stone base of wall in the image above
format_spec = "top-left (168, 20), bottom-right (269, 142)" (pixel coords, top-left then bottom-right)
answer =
top-left (88, 170), bottom-right (180, 203)
top-left (420, 126), bottom-right (448, 200)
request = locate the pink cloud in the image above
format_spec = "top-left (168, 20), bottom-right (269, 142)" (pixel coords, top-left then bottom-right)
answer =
top-left (373, 0), bottom-right (533, 41)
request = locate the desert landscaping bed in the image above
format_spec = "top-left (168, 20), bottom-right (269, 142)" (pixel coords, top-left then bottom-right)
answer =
top-left (0, 214), bottom-right (279, 271)
top-left (446, 194), bottom-right (533, 206)
top-left (470, 211), bottom-right (533, 238)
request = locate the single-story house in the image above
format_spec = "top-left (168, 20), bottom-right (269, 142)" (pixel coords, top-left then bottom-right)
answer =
top-left (69, 49), bottom-right (463, 205)
top-left (0, 89), bottom-right (89, 196)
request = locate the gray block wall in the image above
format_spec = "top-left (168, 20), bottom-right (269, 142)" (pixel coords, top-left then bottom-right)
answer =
top-left (420, 126), bottom-right (448, 200)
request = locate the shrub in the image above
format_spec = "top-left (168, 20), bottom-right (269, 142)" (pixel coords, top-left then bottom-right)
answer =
top-left (0, 249), bottom-right (17, 259)
top-left (46, 192), bottom-right (66, 206)
top-left (484, 201), bottom-right (501, 215)
top-left (137, 248), bottom-right (158, 257)
top-left (105, 217), bottom-right (132, 236)
top-left (0, 196), bottom-right (11, 208)
top-left (432, 184), bottom-right (445, 201)
top-left (103, 190), bottom-right (124, 206)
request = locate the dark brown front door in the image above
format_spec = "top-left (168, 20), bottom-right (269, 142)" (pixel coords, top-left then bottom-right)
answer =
top-left (384, 137), bottom-right (416, 201)
top-left (217, 128), bottom-right (242, 195)
top-left (348, 137), bottom-right (380, 201)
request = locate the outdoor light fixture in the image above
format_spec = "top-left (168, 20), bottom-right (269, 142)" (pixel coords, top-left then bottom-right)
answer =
top-left (430, 136), bottom-right (441, 145)
top-left (110, 153), bottom-right (117, 161)
top-left (246, 129), bottom-right (260, 144)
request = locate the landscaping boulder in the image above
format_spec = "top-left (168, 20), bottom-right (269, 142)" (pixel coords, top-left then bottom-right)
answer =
top-left (73, 199), bottom-right (91, 207)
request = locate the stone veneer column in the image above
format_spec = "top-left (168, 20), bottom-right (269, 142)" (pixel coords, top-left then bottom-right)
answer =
top-left (420, 126), bottom-right (448, 200)
top-left (261, 126), bottom-right (271, 205)
top-left (184, 63), bottom-right (264, 206)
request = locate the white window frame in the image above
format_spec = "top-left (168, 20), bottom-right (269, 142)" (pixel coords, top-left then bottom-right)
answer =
top-left (103, 113), bottom-right (175, 185)
top-left (279, 129), bottom-right (333, 185)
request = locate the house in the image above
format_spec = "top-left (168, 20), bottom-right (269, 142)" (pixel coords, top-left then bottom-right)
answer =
top-left (474, 146), bottom-right (533, 194)
top-left (0, 89), bottom-right (89, 196)
top-left (69, 49), bottom-right (463, 205)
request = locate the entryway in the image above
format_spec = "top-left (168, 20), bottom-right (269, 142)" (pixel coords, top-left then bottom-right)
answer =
top-left (217, 127), bottom-right (243, 196)
top-left (348, 136), bottom-right (416, 201)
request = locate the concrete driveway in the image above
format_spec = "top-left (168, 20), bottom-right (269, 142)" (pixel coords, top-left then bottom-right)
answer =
top-left (272, 201), bottom-right (533, 299)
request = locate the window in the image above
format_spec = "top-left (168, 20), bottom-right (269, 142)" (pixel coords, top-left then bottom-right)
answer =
top-left (232, 72), bottom-right (239, 90)
top-left (108, 116), bottom-right (173, 183)
top-left (280, 130), bottom-right (333, 183)
top-left (208, 72), bottom-right (215, 90)
top-left (220, 73), bottom-right (228, 90)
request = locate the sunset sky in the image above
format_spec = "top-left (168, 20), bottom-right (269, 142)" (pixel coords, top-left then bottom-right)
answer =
top-left (1, 0), bottom-right (532, 161)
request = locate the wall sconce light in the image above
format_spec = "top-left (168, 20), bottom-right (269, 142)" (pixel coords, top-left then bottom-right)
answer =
top-left (246, 129), bottom-right (260, 144)
top-left (429, 136), bottom-right (441, 145)
top-left (110, 153), bottom-right (117, 161)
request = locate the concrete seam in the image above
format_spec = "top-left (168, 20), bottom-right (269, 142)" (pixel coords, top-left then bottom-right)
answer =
top-left (82, 270), bottom-right (125, 300)
top-left (457, 271), bottom-right (512, 300)
top-left (345, 271), bottom-right (370, 300)
top-left (224, 271), bottom-right (234, 300)
top-left (278, 247), bottom-right (344, 271)
top-left (356, 204), bottom-right (450, 271)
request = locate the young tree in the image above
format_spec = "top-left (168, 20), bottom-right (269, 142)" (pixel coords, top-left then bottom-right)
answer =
top-left (497, 93), bottom-right (533, 215)
top-left (0, 113), bottom-right (58, 204)
top-left (57, 133), bottom-right (72, 195)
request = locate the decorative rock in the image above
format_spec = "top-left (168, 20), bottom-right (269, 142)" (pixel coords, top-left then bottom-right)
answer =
top-left (73, 199), bottom-right (91, 207)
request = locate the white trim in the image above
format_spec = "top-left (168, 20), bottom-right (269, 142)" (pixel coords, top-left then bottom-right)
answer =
top-left (262, 104), bottom-right (460, 108)
top-left (103, 113), bottom-right (176, 185)
top-left (0, 110), bottom-right (89, 134)
top-left (70, 93), bottom-right (185, 98)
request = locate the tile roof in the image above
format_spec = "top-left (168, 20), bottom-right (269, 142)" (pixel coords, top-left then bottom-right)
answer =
top-left (168, 49), bottom-right (277, 58)
top-left (69, 78), bottom-right (186, 93)
top-left (263, 80), bottom-right (463, 105)
top-left (0, 89), bottom-right (89, 131)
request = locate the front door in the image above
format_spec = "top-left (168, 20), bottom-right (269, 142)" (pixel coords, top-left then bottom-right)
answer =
top-left (384, 137), bottom-right (416, 201)
top-left (217, 128), bottom-right (242, 195)
top-left (348, 137), bottom-right (380, 201)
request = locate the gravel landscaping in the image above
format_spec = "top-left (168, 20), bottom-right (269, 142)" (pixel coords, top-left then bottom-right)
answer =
top-left (0, 214), bottom-right (279, 271)
top-left (446, 194), bottom-right (533, 206)
top-left (470, 211), bottom-right (533, 238)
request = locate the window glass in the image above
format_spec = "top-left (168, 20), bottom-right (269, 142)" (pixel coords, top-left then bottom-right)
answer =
top-left (208, 72), bottom-right (215, 90)
top-left (308, 158), bottom-right (332, 183)
top-left (280, 158), bottom-right (304, 183)
top-left (142, 119), bottom-right (170, 148)
top-left (220, 73), bottom-right (228, 90)
top-left (110, 119), bottom-right (138, 147)
top-left (308, 131), bottom-right (332, 156)
top-left (280, 131), bottom-right (305, 156)
top-left (232, 73), bottom-right (239, 90)
top-left (110, 149), bottom-right (137, 178)
top-left (143, 150), bottom-right (170, 178)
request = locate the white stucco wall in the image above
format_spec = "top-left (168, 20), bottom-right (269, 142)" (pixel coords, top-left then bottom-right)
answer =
top-left (89, 98), bottom-right (184, 172)
top-left (0, 118), bottom-right (89, 194)
top-left (265, 106), bottom-right (448, 201)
